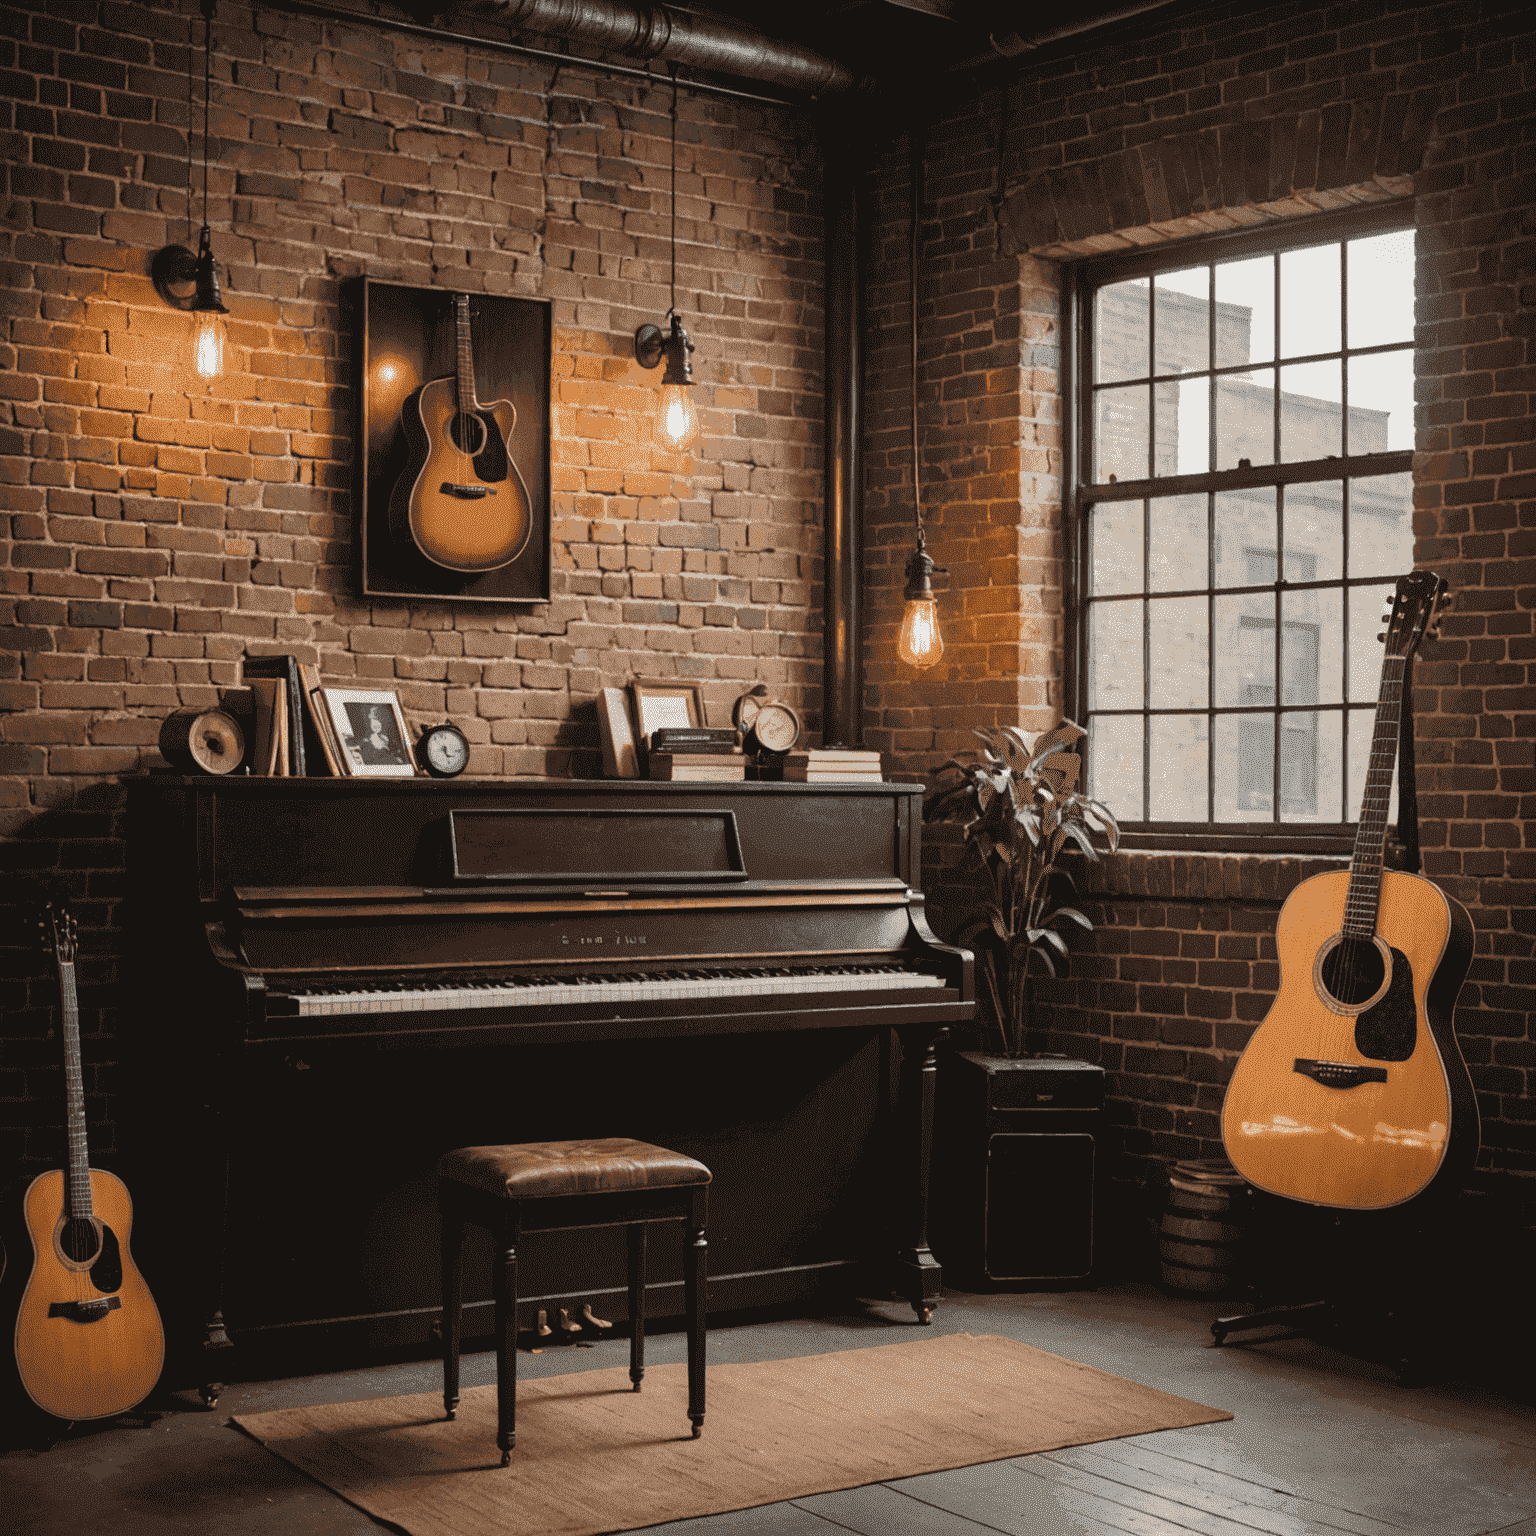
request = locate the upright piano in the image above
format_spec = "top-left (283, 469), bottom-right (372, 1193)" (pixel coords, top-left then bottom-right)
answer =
top-left (126, 775), bottom-right (974, 1386)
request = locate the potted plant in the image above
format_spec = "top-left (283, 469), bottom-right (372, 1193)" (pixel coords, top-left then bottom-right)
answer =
top-left (923, 720), bottom-right (1118, 1058)
top-left (923, 721), bottom-right (1119, 1284)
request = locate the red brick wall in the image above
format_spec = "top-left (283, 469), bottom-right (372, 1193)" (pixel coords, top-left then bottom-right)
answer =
top-left (0, 0), bottom-right (822, 1172)
top-left (883, 0), bottom-right (1536, 1219)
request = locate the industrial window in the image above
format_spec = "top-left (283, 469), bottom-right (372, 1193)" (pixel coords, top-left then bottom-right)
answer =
top-left (1069, 205), bottom-right (1416, 849)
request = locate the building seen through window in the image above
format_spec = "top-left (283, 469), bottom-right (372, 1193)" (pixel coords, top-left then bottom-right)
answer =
top-left (1075, 213), bottom-right (1415, 839)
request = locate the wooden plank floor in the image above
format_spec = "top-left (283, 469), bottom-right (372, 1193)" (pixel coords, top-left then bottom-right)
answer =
top-left (3, 1283), bottom-right (1534, 1536)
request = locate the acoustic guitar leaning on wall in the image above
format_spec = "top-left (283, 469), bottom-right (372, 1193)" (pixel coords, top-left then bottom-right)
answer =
top-left (10, 904), bottom-right (164, 1423)
top-left (1220, 571), bottom-right (1479, 1211)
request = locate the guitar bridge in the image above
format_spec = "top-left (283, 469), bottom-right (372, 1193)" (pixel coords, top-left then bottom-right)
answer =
top-left (440, 483), bottom-right (492, 499)
top-left (1293, 1058), bottom-right (1389, 1089)
top-left (48, 1295), bottom-right (121, 1323)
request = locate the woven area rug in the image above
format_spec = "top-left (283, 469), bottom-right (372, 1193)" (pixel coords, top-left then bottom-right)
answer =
top-left (233, 1332), bottom-right (1232, 1536)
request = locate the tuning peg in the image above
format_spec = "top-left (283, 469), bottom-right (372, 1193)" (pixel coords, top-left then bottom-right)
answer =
top-left (1376, 631), bottom-right (1386, 643)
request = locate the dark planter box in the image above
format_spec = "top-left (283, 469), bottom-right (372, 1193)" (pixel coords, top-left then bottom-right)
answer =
top-left (932, 1051), bottom-right (1105, 1286)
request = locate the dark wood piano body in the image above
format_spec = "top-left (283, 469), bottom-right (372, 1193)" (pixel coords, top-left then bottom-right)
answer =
top-left (126, 775), bottom-right (973, 1377)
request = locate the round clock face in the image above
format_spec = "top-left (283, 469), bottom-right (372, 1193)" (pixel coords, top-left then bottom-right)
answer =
top-left (733, 688), bottom-right (766, 732)
top-left (752, 701), bottom-right (800, 755)
top-left (420, 724), bottom-right (469, 778)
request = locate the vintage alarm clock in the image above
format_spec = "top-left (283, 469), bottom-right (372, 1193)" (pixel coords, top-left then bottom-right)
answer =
top-left (417, 721), bottom-right (470, 778)
top-left (733, 686), bottom-right (801, 756)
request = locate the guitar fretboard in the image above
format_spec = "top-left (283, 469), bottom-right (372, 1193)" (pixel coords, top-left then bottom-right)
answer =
top-left (454, 295), bottom-right (478, 414)
top-left (1343, 653), bottom-right (1405, 941)
top-left (58, 959), bottom-right (95, 1222)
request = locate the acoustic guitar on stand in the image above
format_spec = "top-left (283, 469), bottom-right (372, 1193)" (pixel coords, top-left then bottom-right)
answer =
top-left (390, 291), bottom-right (532, 572)
top-left (12, 903), bottom-right (164, 1421)
top-left (1221, 570), bottom-right (1478, 1210)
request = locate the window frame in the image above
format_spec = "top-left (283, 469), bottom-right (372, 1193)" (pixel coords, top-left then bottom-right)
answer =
top-left (1064, 201), bottom-right (1416, 855)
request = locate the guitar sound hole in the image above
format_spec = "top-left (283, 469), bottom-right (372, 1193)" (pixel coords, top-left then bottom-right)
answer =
top-left (449, 412), bottom-right (486, 458)
top-left (1319, 936), bottom-right (1386, 1008)
top-left (61, 1215), bottom-right (99, 1263)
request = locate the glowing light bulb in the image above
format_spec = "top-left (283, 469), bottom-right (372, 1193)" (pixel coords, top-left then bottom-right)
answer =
top-left (656, 383), bottom-right (699, 451)
top-left (897, 597), bottom-right (944, 668)
top-left (193, 310), bottom-right (225, 380)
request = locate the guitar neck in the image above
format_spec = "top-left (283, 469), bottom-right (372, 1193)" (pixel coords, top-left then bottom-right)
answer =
top-left (454, 297), bottom-right (478, 412)
top-left (56, 957), bottom-right (95, 1223)
top-left (1343, 652), bottom-right (1407, 941)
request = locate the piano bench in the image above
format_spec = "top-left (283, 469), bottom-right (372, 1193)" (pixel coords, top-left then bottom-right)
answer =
top-left (436, 1137), bottom-right (711, 1466)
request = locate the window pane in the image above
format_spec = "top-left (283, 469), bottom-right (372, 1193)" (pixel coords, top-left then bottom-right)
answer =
top-left (1149, 595), bottom-right (1207, 708)
top-left (1279, 359), bottom-right (1342, 460)
top-left (1214, 593), bottom-right (1275, 708)
top-left (1216, 368), bottom-right (1275, 467)
top-left (1096, 278), bottom-right (1150, 383)
top-left (1347, 350), bottom-right (1414, 452)
top-left (1090, 501), bottom-right (1143, 595)
top-left (1089, 714), bottom-right (1144, 820)
top-left (1278, 710), bottom-right (1338, 822)
top-left (1151, 715), bottom-right (1208, 820)
top-left (1347, 230), bottom-right (1414, 350)
top-left (1149, 494), bottom-right (1206, 592)
top-left (1215, 254), bottom-right (1274, 367)
top-left (1165, 375), bottom-right (1210, 476)
top-left (1089, 598), bottom-right (1144, 710)
top-left (1216, 710), bottom-right (1273, 820)
top-left (1282, 588), bottom-right (1340, 705)
top-left (1155, 267), bottom-right (1210, 374)
top-left (1095, 383), bottom-right (1150, 482)
top-left (1347, 582), bottom-right (1395, 702)
top-left (1214, 488), bottom-right (1276, 589)
top-left (1280, 242), bottom-right (1341, 360)
top-left (1284, 484), bottom-right (1341, 582)
top-left (1348, 473), bottom-right (1414, 580)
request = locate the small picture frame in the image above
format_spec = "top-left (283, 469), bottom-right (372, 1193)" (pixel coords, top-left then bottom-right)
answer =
top-left (597, 687), bottom-right (639, 778)
top-left (629, 678), bottom-right (705, 746)
top-left (319, 688), bottom-right (418, 778)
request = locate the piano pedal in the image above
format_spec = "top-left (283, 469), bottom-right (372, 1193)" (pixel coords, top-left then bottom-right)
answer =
top-left (536, 1308), bottom-right (553, 1337)
top-left (581, 1304), bottom-right (613, 1331)
top-left (557, 1307), bottom-right (583, 1335)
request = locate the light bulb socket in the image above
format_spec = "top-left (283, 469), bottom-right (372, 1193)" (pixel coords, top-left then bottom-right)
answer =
top-left (903, 537), bottom-right (944, 602)
top-left (152, 225), bottom-right (228, 314)
top-left (635, 311), bottom-right (693, 386)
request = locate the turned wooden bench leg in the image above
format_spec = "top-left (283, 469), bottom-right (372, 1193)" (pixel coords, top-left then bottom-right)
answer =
top-left (627, 1223), bottom-right (647, 1391)
top-left (686, 1185), bottom-right (708, 1439)
top-left (439, 1183), bottom-right (463, 1422)
top-left (495, 1211), bottom-right (520, 1467)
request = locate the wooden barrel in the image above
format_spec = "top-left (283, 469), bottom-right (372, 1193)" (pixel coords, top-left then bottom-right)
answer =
top-left (1159, 1158), bottom-right (1250, 1296)
top-left (159, 707), bottom-right (246, 775)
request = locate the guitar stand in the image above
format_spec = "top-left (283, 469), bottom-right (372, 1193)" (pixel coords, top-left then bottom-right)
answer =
top-left (1211, 1298), bottom-right (1330, 1347)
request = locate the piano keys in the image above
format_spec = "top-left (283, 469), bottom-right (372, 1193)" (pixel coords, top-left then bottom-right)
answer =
top-left (125, 775), bottom-right (974, 1383)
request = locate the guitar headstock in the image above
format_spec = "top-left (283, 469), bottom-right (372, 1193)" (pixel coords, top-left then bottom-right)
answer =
top-left (39, 901), bottom-right (77, 965)
top-left (1380, 570), bottom-right (1450, 660)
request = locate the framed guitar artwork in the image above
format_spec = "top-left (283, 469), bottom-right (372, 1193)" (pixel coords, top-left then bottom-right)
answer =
top-left (357, 278), bottom-right (552, 604)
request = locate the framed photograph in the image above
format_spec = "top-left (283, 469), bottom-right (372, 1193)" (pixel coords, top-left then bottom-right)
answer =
top-left (356, 277), bottom-right (551, 605)
top-left (319, 688), bottom-right (418, 778)
top-left (597, 687), bottom-right (639, 778)
top-left (629, 678), bottom-right (705, 746)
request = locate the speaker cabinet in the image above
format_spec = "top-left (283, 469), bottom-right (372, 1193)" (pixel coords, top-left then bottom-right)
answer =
top-left (934, 1053), bottom-right (1104, 1284)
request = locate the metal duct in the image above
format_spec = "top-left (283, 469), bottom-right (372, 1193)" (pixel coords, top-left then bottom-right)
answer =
top-left (955, 0), bottom-right (1183, 70)
top-left (469, 0), bottom-right (856, 94)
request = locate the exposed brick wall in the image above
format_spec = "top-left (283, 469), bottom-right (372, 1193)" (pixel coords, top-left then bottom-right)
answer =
top-left (890, 0), bottom-right (1536, 1219)
top-left (0, 0), bottom-right (822, 1173)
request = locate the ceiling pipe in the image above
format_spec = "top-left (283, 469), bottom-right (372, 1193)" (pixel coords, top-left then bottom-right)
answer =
top-left (955, 0), bottom-right (1184, 70)
top-left (461, 0), bottom-right (857, 94)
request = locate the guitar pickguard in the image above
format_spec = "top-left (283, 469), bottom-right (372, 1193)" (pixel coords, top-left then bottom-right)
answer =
top-left (1354, 947), bottom-right (1417, 1062)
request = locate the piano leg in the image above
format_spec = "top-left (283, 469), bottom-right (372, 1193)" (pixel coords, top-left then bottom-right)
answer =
top-left (685, 1186), bottom-right (707, 1440)
top-left (893, 1025), bottom-right (946, 1324)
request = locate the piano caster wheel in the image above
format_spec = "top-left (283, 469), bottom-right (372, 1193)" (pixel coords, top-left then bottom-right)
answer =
top-left (915, 1306), bottom-right (933, 1326)
top-left (199, 1383), bottom-right (221, 1410)
top-left (691, 1424), bottom-right (702, 1440)
top-left (445, 1409), bottom-right (457, 1421)
top-left (500, 1450), bottom-right (511, 1468)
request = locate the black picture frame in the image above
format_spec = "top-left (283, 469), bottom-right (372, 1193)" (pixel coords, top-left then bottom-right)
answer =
top-left (357, 277), bottom-right (551, 604)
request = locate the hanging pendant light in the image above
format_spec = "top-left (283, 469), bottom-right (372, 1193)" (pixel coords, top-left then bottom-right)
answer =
top-left (151, 0), bottom-right (227, 380)
top-left (898, 127), bottom-right (943, 669)
top-left (634, 71), bottom-right (699, 452)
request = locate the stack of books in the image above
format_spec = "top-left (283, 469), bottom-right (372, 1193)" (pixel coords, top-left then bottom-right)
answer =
top-left (782, 749), bottom-right (883, 783)
top-left (647, 725), bottom-right (746, 782)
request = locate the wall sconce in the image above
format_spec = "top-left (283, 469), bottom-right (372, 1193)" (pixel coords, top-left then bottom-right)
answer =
top-left (151, 0), bottom-right (227, 380)
top-left (899, 125), bottom-right (944, 669)
top-left (633, 72), bottom-right (699, 452)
